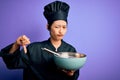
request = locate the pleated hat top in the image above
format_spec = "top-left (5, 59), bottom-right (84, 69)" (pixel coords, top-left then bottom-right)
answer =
top-left (43, 1), bottom-right (70, 24)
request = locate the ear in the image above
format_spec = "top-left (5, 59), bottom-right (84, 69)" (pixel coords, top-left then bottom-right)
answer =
top-left (46, 24), bottom-right (50, 31)
top-left (46, 24), bottom-right (49, 30)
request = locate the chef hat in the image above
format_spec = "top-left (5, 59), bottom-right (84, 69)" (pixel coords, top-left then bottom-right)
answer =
top-left (43, 1), bottom-right (70, 25)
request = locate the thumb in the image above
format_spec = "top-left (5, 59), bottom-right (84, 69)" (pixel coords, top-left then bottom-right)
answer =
top-left (23, 45), bottom-right (27, 54)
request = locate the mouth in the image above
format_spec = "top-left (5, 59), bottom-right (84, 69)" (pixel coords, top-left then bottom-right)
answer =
top-left (57, 34), bottom-right (64, 36)
top-left (57, 34), bottom-right (64, 37)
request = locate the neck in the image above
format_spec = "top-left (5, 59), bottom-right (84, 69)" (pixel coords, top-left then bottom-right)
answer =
top-left (50, 38), bottom-right (62, 49)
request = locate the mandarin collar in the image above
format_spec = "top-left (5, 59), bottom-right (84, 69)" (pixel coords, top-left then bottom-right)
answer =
top-left (46, 38), bottom-right (64, 52)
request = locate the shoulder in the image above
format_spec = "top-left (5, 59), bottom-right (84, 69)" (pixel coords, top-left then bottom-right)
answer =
top-left (62, 40), bottom-right (75, 48)
top-left (27, 40), bottom-right (48, 48)
top-left (62, 40), bottom-right (76, 52)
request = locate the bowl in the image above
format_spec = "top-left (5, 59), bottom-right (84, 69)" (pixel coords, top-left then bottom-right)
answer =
top-left (54, 52), bottom-right (87, 70)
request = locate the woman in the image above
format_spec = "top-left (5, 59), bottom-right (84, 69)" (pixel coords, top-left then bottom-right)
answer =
top-left (0, 1), bottom-right (79, 80)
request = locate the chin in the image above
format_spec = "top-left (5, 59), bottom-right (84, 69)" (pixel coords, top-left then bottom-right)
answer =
top-left (57, 37), bottom-right (63, 40)
top-left (55, 39), bottom-right (62, 41)
top-left (53, 36), bottom-right (63, 41)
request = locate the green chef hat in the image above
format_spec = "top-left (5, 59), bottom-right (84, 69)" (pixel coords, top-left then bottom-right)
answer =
top-left (43, 1), bottom-right (70, 25)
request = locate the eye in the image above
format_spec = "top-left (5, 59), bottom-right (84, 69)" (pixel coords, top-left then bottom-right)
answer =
top-left (55, 26), bottom-right (60, 28)
top-left (63, 26), bottom-right (67, 29)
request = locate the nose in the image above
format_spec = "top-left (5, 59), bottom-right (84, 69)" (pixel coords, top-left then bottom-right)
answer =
top-left (59, 28), bottom-right (62, 33)
top-left (59, 27), bottom-right (64, 33)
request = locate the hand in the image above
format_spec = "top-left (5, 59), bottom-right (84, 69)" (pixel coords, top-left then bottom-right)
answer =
top-left (14, 35), bottom-right (31, 53)
top-left (62, 69), bottom-right (75, 76)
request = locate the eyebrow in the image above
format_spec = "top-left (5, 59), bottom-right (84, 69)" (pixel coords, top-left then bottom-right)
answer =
top-left (56, 25), bottom-right (67, 26)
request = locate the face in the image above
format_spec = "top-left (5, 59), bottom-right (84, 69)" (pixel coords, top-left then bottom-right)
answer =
top-left (49, 20), bottom-right (67, 41)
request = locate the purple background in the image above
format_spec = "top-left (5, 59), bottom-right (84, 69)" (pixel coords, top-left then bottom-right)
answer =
top-left (0, 0), bottom-right (120, 80)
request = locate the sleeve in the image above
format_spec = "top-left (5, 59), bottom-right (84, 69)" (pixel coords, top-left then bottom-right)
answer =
top-left (0, 43), bottom-right (27, 69)
top-left (71, 69), bottom-right (80, 80)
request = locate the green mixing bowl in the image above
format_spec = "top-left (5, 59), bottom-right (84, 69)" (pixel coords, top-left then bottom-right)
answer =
top-left (54, 52), bottom-right (87, 70)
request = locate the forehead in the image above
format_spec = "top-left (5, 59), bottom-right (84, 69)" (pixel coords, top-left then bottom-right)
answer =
top-left (52, 20), bottom-right (67, 26)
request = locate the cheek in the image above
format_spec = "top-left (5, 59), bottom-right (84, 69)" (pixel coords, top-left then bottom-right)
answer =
top-left (53, 29), bottom-right (59, 33)
top-left (50, 29), bottom-right (57, 35)
top-left (63, 29), bottom-right (67, 34)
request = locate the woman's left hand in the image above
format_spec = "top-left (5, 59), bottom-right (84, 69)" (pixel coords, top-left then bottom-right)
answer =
top-left (62, 69), bottom-right (75, 76)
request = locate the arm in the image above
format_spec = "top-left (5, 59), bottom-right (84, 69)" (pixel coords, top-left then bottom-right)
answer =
top-left (9, 42), bottom-right (20, 54)
top-left (72, 70), bottom-right (79, 80)
top-left (0, 35), bottom-right (30, 69)
top-left (1, 43), bottom-right (21, 69)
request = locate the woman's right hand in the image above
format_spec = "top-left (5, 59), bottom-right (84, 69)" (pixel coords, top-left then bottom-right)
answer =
top-left (9, 35), bottom-right (31, 54)
top-left (15, 35), bottom-right (30, 47)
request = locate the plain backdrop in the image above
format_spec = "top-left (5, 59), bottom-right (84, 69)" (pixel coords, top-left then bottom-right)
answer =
top-left (0, 0), bottom-right (120, 80)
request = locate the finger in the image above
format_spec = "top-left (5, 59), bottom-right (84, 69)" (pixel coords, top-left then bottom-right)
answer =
top-left (22, 35), bottom-right (30, 41)
top-left (23, 45), bottom-right (27, 54)
top-left (20, 39), bottom-right (25, 46)
top-left (20, 38), bottom-right (30, 45)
